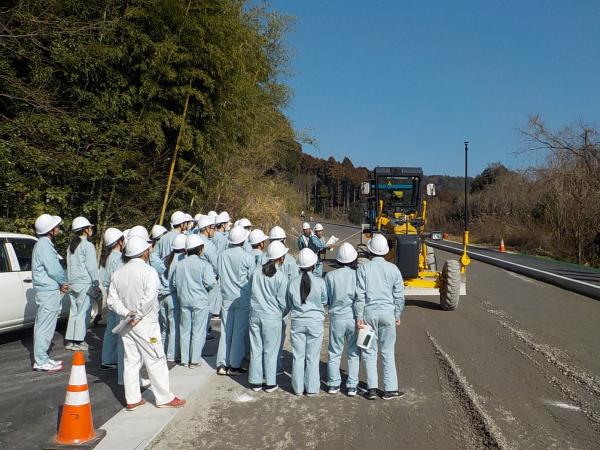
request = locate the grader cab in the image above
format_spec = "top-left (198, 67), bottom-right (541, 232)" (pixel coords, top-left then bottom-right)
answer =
top-left (360, 166), bottom-right (467, 310)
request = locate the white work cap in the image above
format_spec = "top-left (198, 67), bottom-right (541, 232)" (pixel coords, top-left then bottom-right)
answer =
top-left (297, 248), bottom-right (318, 269)
top-left (197, 215), bottom-right (215, 230)
top-left (269, 226), bottom-right (286, 240)
top-left (35, 214), bottom-right (62, 235)
top-left (172, 233), bottom-right (187, 251)
top-left (170, 211), bottom-right (187, 227)
top-left (185, 234), bottom-right (205, 251)
top-left (302, 222), bottom-right (311, 230)
top-left (336, 242), bottom-right (358, 264)
top-left (150, 224), bottom-right (168, 240)
top-left (72, 216), bottom-right (93, 232)
top-left (125, 236), bottom-right (152, 258)
top-left (314, 223), bottom-right (324, 232)
top-left (266, 241), bottom-right (288, 260)
top-left (228, 226), bottom-right (250, 245)
top-left (248, 229), bottom-right (268, 246)
top-left (128, 225), bottom-right (151, 243)
top-left (104, 227), bottom-right (123, 248)
top-left (367, 233), bottom-right (389, 256)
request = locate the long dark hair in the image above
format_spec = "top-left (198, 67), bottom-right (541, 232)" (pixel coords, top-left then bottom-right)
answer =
top-left (342, 259), bottom-right (358, 271)
top-left (165, 248), bottom-right (184, 272)
top-left (187, 246), bottom-right (202, 257)
top-left (262, 259), bottom-right (277, 277)
top-left (69, 234), bottom-right (82, 254)
top-left (100, 237), bottom-right (123, 268)
top-left (300, 268), bottom-right (312, 304)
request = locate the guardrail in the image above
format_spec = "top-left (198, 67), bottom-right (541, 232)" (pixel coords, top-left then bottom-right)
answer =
top-left (428, 240), bottom-right (600, 301)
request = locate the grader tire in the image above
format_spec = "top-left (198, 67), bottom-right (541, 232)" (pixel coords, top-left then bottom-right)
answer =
top-left (426, 245), bottom-right (437, 272)
top-left (440, 259), bottom-right (460, 311)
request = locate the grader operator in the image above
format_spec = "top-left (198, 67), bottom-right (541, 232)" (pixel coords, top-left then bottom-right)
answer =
top-left (360, 167), bottom-right (467, 310)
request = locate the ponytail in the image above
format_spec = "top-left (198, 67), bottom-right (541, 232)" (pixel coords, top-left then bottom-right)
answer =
top-left (69, 234), bottom-right (82, 254)
top-left (346, 259), bottom-right (358, 271)
top-left (165, 249), bottom-right (184, 272)
top-left (262, 260), bottom-right (277, 277)
top-left (100, 237), bottom-right (124, 267)
top-left (300, 269), bottom-right (312, 304)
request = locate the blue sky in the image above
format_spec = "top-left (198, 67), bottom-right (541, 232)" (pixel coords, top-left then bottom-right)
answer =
top-left (269, 0), bottom-right (600, 176)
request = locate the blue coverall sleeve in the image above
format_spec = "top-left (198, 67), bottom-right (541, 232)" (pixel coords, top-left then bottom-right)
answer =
top-left (309, 235), bottom-right (326, 251)
top-left (203, 264), bottom-right (217, 292)
top-left (354, 265), bottom-right (367, 320)
top-left (84, 243), bottom-right (99, 286)
top-left (325, 274), bottom-right (334, 308)
top-left (320, 281), bottom-right (328, 306)
top-left (277, 277), bottom-right (289, 314)
top-left (393, 269), bottom-right (405, 320)
top-left (43, 247), bottom-right (66, 286)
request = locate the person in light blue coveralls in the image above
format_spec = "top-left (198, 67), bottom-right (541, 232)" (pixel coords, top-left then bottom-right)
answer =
top-left (287, 248), bottom-right (327, 396)
top-left (31, 214), bottom-right (68, 372)
top-left (216, 225), bottom-right (256, 375)
top-left (100, 227), bottom-right (124, 370)
top-left (248, 241), bottom-right (290, 392)
top-left (213, 211), bottom-right (231, 253)
top-left (297, 222), bottom-right (312, 251)
top-left (237, 218), bottom-right (253, 252)
top-left (325, 242), bottom-right (361, 396)
top-left (247, 229), bottom-right (269, 266)
top-left (163, 233), bottom-right (188, 362)
top-left (196, 215), bottom-right (220, 338)
top-left (268, 226), bottom-right (299, 374)
top-left (174, 234), bottom-right (217, 368)
top-left (355, 233), bottom-right (405, 401)
top-left (65, 216), bottom-right (100, 351)
top-left (154, 211), bottom-right (187, 259)
top-left (307, 223), bottom-right (332, 277)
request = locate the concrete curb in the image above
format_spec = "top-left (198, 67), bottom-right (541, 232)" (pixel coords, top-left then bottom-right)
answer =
top-left (428, 240), bottom-right (600, 301)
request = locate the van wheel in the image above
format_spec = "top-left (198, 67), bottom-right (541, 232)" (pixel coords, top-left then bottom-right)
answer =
top-left (440, 260), bottom-right (460, 311)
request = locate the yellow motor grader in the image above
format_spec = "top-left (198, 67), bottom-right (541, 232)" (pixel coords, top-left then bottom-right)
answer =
top-left (360, 167), bottom-right (468, 310)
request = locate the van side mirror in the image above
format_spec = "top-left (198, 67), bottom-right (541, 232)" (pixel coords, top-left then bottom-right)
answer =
top-left (361, 182), bottom-right (370, 195)
top-left (426, 183), bottom-right (436, 197)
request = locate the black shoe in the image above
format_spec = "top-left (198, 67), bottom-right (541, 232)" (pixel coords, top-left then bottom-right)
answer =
top-left (250, 384), bottom-right (263, 392)
top-left (346, 387), bottom-right (357, 397)
top-left (382, 390), bottom-right (405, 400)
top-left (263, 384), bottom-right (279, 393)
top-left (365, 388), bottom-right (378, 400)
top-left (228, 367), bottom-right (247, 376)
top-left (217, 365), bottom-right (228, 375)
top-left (101, 363), bottom-right (117, 370)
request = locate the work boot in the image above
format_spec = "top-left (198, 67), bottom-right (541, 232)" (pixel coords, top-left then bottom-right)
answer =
top-left (365, 388), bottom-right (378, 400)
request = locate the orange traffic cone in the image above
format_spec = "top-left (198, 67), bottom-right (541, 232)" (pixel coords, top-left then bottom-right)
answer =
top-left (499, 238), bottom-right (506, 253)
top-left (46, 351), bottom-right (105, 448)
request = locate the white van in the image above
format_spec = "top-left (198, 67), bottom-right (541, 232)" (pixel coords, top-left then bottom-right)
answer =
top-left (0, 232), bottom-right (101, 335)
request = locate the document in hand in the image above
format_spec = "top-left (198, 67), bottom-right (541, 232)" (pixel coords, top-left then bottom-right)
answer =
top-left (325, 235), bottom-right (339, 247)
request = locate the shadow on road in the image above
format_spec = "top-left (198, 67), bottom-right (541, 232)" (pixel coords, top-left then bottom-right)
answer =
top-left (405, 299), bottom-right (442, 310)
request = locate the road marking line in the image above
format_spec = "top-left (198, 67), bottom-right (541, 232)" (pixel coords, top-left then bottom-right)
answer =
top-left (543, 400), bottom-right (581, 411)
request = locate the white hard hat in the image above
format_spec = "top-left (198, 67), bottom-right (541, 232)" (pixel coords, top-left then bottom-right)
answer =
top-left (215, 212), bottom-right (229, 225)
top-left (129, 225), bottom-right (151, 242)
top-left (104, 227), bottom-right (123, 247)
top-left (172, 233), bottom-right (187, 251)
top-left (336, 242), bottom-right (358, 264)
top-left (219, 211), bottom-right (231, 222)
top-left (184, 213), bottom-right (194, 222)
top-left (170, 211), bottom-right (187, 227)
top-left (238, 218), bottom-right (252, 228)
top-left (302, 222), bottom-right (311, 230)
top-left (297, 248), bottom-right (318, 269)
top-left (35, 214), bottom-right (62, 235)
top-left (125, 236), bottom-right (152, 258)
top-left (266, 240), bottom-right (288, 260)
top-left (228, 225), bottom-right (250, 245)
top-left (72, 216), bottom-right (93, 232)
top-left (314, 223), bottom-right (324, 232)
top-left (233, 220), bottom-right (240, 227)
top-left (197, 215), bottom-right (215, 230)
top-left (248, 229), bottom-right (268, 246)
top-left (194, 213), bottom-right (203, 221)
top-left (123, 229), bottom-right (130, 243)
top-left (207, 210), bottom-right (218, 218)
top-left (150, 224), bottom-right (168, 240)
top-left (185, 234), bottom-right (205, 251)
top-left (269, 226), bottom-right (287, 240)
top-left (367, 233), bottom-right (389, 256)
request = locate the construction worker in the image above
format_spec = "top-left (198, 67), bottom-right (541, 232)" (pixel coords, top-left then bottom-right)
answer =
top-left (216, 226), bottom-right (256, 375)
top-left (150, 224), bottom-right (168, 244)
top-left (325, 243), bottom-right (360, 396)
top-left (100, 228), bottom-right (125, 370)
top-left (248, 229), bottom-right (269, 265)
top-left (65, 216), bottom-right (100, 351)
top-left (297, 222), bottom-right (312, 251)
top-left (238, 218), bottom-right (253, 251)
top-left (154, 211), bottom-right (187, 259)
top-left (107, 236), bottom-right (185, 410)
top-left (248, 241), bottom-right (290, 392)
top-left (173, 235), bottom-right (217, 368)
top-left (31, 214), bottom-right (68, 372)
top-left (308, 223), bottom-right (331, 277)
top-left (162, 233), bottom-right (187, 362)
top-left (287, 248), bottom-right (327, 396)
top-left (269, 226), bottom-right (299, 374)
top-left (355, 233), bottom-right (405, 401)
top-left (197, 215), bottom-right (221, 336)
top-left (213, 212), bottom-right (231, 253)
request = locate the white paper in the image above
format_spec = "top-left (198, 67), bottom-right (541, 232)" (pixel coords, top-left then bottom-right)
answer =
top-left (356, 324), bottom-right (375, 350)
top-left (325, 235), bottom-right (339, 247)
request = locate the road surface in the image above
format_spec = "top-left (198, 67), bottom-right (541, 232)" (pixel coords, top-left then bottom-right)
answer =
top-left (149, 223), bottom-right (600, 449)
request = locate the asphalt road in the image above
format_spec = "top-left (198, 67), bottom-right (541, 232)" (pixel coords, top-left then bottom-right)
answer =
top-left (150, 223), bottom-right (600, 450)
